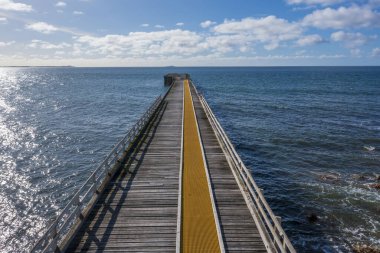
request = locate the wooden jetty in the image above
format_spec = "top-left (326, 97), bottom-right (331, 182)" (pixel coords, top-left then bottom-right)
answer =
top-left (32, 74), bottom-right (295, 253)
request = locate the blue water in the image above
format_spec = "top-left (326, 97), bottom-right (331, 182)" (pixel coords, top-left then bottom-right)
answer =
top-left (0, 67), bottom-right (379, 252)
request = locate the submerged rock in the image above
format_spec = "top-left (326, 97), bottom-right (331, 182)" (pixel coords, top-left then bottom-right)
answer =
top-left (352, 174), bottom-right (367, 181)
top-left (319, 173), bottom-right (339, 181)
top-left (369, 183), bottom-right (380, 190)
top-left (307, 213), bottom-right (318, 223)
top-left (353, 244), bottom-right (380, 253)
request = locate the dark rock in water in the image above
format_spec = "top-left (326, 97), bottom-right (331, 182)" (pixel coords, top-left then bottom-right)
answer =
top-left (352, 174), bottom-right (367, 181)
top-left (369, 183), bottom-right (380, 190)
top-left (353, 244), bottom-right (380, 253)
top-left (319, 173), bottom-right (339, 181)
top-left (376, 175), bottom-right (380, 181)
top-left (307, 213), bottom-right (318, 223)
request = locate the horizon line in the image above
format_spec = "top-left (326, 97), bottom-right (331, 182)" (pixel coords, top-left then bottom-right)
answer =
top-left (1, 65), bottom-right (380, 68)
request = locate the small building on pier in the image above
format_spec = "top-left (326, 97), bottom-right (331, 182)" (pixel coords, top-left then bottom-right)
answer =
top-left (164, 73), bottom-right (190, 85)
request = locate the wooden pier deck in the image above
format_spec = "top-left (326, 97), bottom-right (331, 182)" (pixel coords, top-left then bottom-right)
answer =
top-left (68, 80), bottom-right (183, 252)
top-left (32, 74), bottom-right (295, 253)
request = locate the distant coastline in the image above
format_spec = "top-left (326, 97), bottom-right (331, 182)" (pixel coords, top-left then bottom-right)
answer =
top-left (0, 66), bottom-right (75, 68)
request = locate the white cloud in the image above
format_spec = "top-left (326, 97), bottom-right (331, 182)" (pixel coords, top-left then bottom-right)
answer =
top-left (296, 34), bottom-right (325, 46)
top-left (0, 41), bottom-right (15, 47)
top-left (55, 1), bottom-right (66, 7)
top-left (350, 48), bottom-right (361, 56)
top-left (28, 40), bottom-right (71, 49)
top-left (330, 31), bottom-right (376, 48)
top-left (55, 50), bottom-right (65, 55)
top-left (303, 5), bottom-right (380, 29)
top-left (287, 0), bottom-right (343, 6)
top-left (213, 16), bottom-right (302, 50)
top-left (200, 20), bottom-right (217, 28)
top-left (3, 8), bottom-right (376, 66)
top-left (25, 22), bottom-right (59, 34)
top-left (318, 54), bottom-right (345, 59)
top-left (0, 0), bottom-right (32, 12)
top-left (154, 25), bottom-right (165, 29)
top-left (331, 31), bottom-right (377, 56)
top-left (73, 16), bottom-right (306, 59)
top-left (371, 47), bottom-right (380, 57)
top-left (214, 16), bottom-right (300, 36)
top-left (0, 17), bottom-right (7, 24)
top-left (73, 11), bottom-right (84, 15)
top-left (205, 34), bottom-right (252, 53)
top-left (76, 29), bottom-right (205, 57)
top-left (0, 51), bottom-right (353, 67)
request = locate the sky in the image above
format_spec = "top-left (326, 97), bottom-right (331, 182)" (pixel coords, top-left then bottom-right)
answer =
top-left (0, 0), bottom-right (379, 66)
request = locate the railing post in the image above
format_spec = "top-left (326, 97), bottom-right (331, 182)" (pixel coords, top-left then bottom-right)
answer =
top-left (276, 216), bottom-right (282, 225)
top-left (75, 194), bottom-right (81, 217)
top-left (50, 222), bottom-right (58, 252)
top-left (274, 216), bottom-right (282, 242)
top-left (105, 160), bottom-right (112, 175)
top-left (91, 174), bottom-right (97, 193)
top-left (104, 156), bottom-right (109, 167)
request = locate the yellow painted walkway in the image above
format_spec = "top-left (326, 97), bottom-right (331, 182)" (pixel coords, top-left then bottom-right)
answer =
top-left (181, 80), bottom-right (221, 253)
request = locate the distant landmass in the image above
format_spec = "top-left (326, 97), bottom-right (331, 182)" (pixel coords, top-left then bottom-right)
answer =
top-left (1, 65), bottom-right (75, 68)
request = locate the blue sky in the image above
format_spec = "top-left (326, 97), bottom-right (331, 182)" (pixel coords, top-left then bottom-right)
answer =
top-left (0, 0), bottom-right (379, 66)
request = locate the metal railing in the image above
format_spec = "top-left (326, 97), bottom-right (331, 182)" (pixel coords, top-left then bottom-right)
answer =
top-left (196, 87), bottom-right (296, 253)
top-left (31, 94), bottom-right (164, 253)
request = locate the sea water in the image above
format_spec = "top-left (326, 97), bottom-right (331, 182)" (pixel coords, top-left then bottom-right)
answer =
top-left (0, 67), bottom-right (379, 252)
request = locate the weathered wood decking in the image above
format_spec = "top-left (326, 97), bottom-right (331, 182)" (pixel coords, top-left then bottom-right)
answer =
top-left (33, 75), bottom-right (295, 253)
top-left (68, 81), bottom-right (183, 252)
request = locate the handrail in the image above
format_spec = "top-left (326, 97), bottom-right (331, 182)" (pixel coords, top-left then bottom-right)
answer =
top-left (194, 84), bottom-right (296, 253)
top-left (31, 89), bottom-right (167, 253)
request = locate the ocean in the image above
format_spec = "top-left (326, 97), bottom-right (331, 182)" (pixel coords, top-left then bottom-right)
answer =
top-left (0, 67), bottom-right (379, 252)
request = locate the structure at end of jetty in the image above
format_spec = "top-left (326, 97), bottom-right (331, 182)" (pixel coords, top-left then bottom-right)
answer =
top-left (164, 73), bottom-right (190, 85)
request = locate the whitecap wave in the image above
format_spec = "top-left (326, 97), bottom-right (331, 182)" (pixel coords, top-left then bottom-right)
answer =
top-left (364, 145), bottom-right (376, 151)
